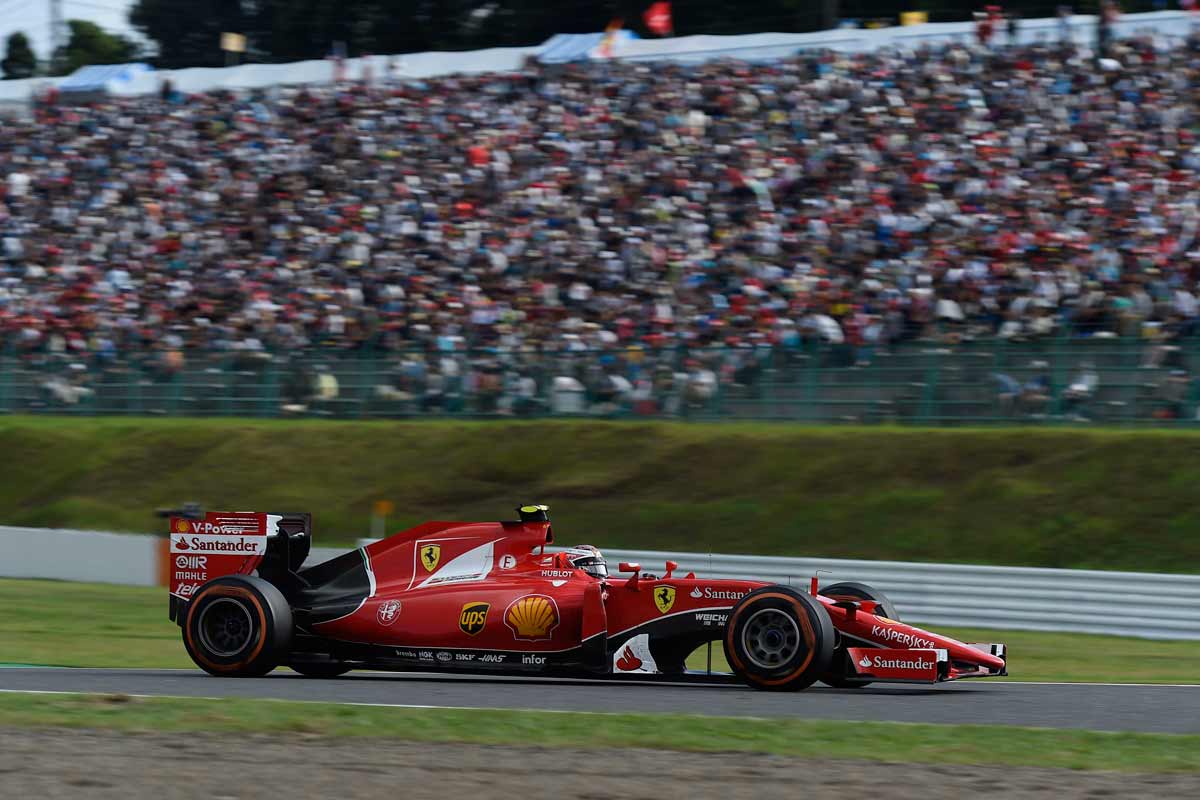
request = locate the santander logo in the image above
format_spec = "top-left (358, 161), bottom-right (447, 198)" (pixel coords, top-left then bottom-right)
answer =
top-left (859, 656), bottom-right (872, 668)
top-left (615, 645), bottom-right (643, 672)
top-left (690, 587), bottom-right (702, 599)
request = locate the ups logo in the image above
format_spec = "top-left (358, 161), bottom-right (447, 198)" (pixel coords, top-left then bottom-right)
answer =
top-left (459, 602), bottom-right (490, 636)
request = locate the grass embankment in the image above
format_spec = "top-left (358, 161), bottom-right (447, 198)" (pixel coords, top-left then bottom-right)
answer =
top-left (0, 693), bottom-right (1197, 773)
top-left (3, 579), bottom-right (1199, 683)
top-left (1, 417), bottom-right (1200, 571)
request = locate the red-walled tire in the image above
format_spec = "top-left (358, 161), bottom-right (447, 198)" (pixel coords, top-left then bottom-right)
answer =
top-left (723, 586), bottom-right (833, 692)
top-left (182, 575), bottom-right (293, 677)
top-left (819, 581), bottom-right (899, 689)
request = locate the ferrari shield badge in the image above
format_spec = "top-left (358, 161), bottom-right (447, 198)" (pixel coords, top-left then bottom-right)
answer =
top-left (653, 585), bottom-right (676, 614)
top-left (419, 544), bottom-right (441, 572)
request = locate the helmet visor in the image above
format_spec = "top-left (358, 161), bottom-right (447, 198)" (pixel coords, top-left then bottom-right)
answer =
top-left (570, 555), bottom-right (608, 579)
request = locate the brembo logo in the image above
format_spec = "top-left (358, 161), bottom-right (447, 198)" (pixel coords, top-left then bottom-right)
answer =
top-left (870, 625), bottom-right (936, 649)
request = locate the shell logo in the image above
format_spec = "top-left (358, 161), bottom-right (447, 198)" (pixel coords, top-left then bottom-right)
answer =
top-left (174, 519), bottom-right (190, 534)
top-left (504, 594), bottom-right (560, 641)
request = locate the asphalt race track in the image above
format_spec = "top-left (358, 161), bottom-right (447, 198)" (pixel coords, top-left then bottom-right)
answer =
top-left (2, 668), bottom-right (1198, 733)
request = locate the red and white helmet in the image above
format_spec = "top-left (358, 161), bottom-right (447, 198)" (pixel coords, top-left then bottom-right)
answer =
top-left (563, 545), bottom-right (608, 579)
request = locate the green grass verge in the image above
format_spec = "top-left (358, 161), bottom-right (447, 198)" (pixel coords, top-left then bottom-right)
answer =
top-left (3, 578), bottom-right (1199, 683)
top-left (0, 692), bottom-right (1197, 773)
top-left (1, 416), bottom-right (1200, 571)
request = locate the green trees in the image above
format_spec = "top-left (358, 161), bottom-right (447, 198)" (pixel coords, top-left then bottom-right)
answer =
top-left (52, 20), bottom-right (140, 76)
top-left (1, 32), bottom-right (36, 80)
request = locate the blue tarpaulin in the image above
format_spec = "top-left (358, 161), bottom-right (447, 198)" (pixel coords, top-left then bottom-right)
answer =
top-left (536, 31), bottom-right (639, 64)
top-left (58, 63), bottom-right (152, 93)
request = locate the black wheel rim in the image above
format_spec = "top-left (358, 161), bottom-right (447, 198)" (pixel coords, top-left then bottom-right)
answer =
top-left (741, 608), bottom-right (801, 669)
top-left (197, 597), bottom-right (255, 658)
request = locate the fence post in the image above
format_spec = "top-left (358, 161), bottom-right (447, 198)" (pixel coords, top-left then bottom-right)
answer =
top-left (0, 348), bottom-right (9, 413)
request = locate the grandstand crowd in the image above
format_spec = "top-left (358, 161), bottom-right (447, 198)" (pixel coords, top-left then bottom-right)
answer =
top-left (4, 30), bottom-right (1200, 414)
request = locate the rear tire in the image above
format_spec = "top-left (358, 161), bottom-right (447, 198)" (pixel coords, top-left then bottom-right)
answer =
top-left (723, 586), bottom-right (833, 691)
top-left (183, 575), bottom-right (293, 677)
top-left (819, 581), bottom-right (898, 689)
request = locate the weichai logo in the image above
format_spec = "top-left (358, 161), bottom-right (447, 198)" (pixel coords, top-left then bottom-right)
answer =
top-left (459, 602), bottom-right (490, 636)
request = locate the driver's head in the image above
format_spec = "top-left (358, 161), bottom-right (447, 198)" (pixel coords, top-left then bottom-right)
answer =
top-left (564, 545), bottom-right (608, 579)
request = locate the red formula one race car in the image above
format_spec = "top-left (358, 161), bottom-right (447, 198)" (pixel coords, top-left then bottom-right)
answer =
top-left (165, 505), bottom-right (1007, 690)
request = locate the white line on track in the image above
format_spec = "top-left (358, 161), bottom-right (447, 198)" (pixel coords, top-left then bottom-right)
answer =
top-left (0, 688), bottom-right (767, 718)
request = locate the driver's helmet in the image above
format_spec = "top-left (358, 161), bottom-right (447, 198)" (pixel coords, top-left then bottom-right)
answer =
top-left (564, 545), bottom-right (608, 579)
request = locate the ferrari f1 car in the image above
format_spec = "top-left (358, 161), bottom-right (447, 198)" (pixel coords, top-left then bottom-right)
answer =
top-left (166, 505), bottom-right (1007, 690)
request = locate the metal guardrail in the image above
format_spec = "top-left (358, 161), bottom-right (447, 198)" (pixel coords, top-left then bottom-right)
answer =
top-left (593, 549), bottom-right (1200, 641)
top-left (4, 526), bottom-right (1195, 640)
top-left (337, 541), bottom-right (1200, 640)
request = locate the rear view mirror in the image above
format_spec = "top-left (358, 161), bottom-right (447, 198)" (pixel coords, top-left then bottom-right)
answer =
top-left (618, 562), bottom-right (641, 573)
top-left (664, 560), bottom-right (678, 579)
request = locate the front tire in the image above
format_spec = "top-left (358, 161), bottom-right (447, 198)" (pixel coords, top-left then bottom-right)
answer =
top-left (183, 575), bottom-right (293, 677)
top-left (819, 581), bottom-right (899, 688)
top-left (723, 586), bottom-right (833, 691)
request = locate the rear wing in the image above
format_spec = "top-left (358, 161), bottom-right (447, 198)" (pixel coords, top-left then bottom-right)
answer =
top-left (162, 507), bottom-right (312, 623)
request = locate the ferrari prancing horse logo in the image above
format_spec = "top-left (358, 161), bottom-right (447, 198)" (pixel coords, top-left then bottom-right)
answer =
top-left (654, 585), bottom-right (676, 614)
top-left (420, 544), bottom-right (441, 572)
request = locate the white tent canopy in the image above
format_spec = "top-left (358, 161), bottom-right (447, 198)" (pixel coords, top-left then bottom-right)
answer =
top-left (1, 10), bottom-right (1195, 109)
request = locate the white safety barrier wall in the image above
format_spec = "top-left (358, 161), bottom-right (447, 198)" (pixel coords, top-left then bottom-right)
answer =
top-left (4, 527), bottom-right (1198, 639)
top-left (0, 526), bottom-right (159, 586)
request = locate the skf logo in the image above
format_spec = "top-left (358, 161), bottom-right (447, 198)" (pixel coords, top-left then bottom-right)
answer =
top-left (505, 594), bottom-right (560, 641)
top-left (654, 585), bottom-right (676, 614)
top-left (420, 544), bottom-right (441, 572)
top-left (174, 519), bottom-right (189, 534)
top-left (459, 602), bottom-right (490, 636)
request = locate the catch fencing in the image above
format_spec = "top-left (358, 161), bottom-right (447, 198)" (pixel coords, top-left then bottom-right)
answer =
top-left (6, 525), bottom-right (1191, 639)
top-left (6, 337), bottom-right (1200, 425)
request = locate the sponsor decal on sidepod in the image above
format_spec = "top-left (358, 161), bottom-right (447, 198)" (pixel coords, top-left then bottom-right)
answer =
top-left (458, 602), bottom-right (490, 636)
top-left (505, 595), bottom-right (560, 641)
top-left (376, 600), bottom-right (402, 626)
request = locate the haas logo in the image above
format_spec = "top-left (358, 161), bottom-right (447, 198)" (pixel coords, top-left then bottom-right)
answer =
top-left (615, 645), bottom-right (643, 672)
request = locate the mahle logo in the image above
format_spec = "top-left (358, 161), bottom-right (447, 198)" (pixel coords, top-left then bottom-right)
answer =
top-left (420, 544), bottom-right (441, 572)
top-left (459, 602), bottom-right (490, 636)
